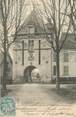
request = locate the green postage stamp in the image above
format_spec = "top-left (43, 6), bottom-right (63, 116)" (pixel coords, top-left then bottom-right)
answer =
top-left (0, 96), bottom-right (16, 116)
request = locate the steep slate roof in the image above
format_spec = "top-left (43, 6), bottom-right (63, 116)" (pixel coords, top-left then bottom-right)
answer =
top-left (18, 10), bottom-right (46, 35)
top-left (61, 33), bottom-right (76, 50)
top-left (17, 10), bottom-right (76, 50)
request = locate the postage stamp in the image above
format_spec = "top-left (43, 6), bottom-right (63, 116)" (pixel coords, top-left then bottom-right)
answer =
top-left (0, 96), bottom-right (16, 116)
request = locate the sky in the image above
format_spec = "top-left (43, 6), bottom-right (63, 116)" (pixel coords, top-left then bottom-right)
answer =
top-left (0, 0), bottom-right (72, 37)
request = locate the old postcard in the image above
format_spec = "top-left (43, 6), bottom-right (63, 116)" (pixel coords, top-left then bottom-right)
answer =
top-left (0, 0), bottom-right (76, 117)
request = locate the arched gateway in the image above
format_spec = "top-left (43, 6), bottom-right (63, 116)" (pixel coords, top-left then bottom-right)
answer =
top-left (24, 65), bottom-right (36, 83)
top-left (13, 10), bottom-right (52, 84)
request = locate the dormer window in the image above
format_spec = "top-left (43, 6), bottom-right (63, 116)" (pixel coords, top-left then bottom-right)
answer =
top-left (29, 27), bottom-right (34, 34)
top-left (28, 25), bottom-right (35, 34)
top-left (25, 25), bottom-right (35, 34)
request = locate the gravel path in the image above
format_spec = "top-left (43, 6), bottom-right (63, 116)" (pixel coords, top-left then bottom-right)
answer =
top-left (7, 84), bottom-right (76, 117)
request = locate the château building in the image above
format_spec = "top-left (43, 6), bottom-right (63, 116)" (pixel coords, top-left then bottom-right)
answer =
top-left (12, 10), bottom-right (52, 83)
top-left (8, 10), bottom-right (76, 83)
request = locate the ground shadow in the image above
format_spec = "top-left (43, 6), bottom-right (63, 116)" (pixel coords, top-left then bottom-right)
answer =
top-left (40, 84), bottom-right (76, 104)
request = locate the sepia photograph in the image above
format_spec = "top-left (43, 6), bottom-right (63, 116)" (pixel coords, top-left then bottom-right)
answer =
top-left (0, 0), bottom-right (76, 116)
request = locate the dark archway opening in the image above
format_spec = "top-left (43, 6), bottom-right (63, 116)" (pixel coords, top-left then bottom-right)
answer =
top-left (24, 65), bottom-right (36, 83)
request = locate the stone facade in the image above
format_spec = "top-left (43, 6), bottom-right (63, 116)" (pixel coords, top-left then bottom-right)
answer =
top-left (13, 37), bottom-right (52, 83)
top-left (52, 50), bottom-right (76, 79)
top-left (11, 11), bottom-right (76, 83)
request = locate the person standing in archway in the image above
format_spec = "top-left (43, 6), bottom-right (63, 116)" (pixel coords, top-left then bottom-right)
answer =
top-left (24, 69), bottom-right (28, 83)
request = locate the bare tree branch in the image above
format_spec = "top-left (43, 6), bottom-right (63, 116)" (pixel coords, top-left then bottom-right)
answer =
top-left (32, 0), bottom-right (56, 52)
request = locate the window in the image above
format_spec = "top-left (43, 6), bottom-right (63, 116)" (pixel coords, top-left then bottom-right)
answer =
top-left (39, 40), bottom-right (41, 65)
top-left (64, 52), bottom-right (69, 62)
top-left (29, 27), bottom-right (35, 34)
top-left (63, 66), bottom-right (69, 76)
top-left (28, 25), bottom-right (35, 34)
top-left (22, 41), bottom-right (24, 65)
top-left (53, 52), bottom-right (56, 62)
top-left (53, 65), bottom-right (56, 76)
top-left (28, 40), bottom-right (34, 52)
top-left (26, 25), bottom-right (35, 34)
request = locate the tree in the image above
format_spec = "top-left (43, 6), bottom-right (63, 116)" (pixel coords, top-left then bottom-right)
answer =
top-left (0, 0), bottom-right (25, 96)
top-left (68, 0), bottom-right (76, 32)
top-left (33, 0), bottom-right (71, 90)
